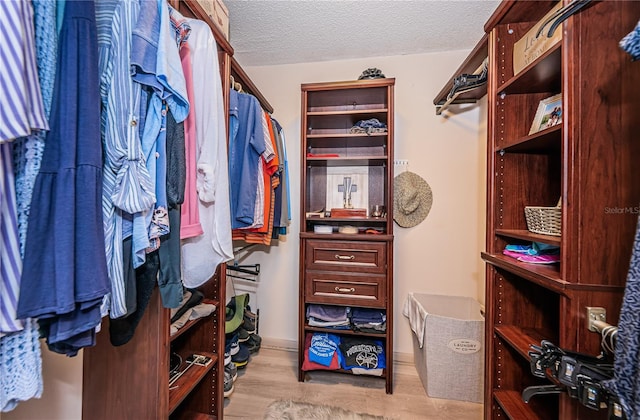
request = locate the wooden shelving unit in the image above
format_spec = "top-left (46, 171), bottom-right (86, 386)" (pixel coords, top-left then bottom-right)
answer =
top-left (298, 78), bottom-right (395, 394)
top-left (441, 1), bottom-right (640, 419)
top-left (435, 1), bottom-right (640, 418)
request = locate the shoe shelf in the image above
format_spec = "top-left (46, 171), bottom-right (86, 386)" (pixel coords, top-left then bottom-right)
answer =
top-left (169, 351), bottom-right (217, 416)
top-left (171, 298), bottom-right (219, 342)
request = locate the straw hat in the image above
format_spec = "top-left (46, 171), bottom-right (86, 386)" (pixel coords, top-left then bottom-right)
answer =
top-left (393, 171), bottom-right (433, 228)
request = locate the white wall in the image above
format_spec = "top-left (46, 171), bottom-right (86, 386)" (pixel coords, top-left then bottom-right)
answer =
top-left (4, 49), bottom-right (486, 419)
top-left (234, 50), bottom-right (487, 356)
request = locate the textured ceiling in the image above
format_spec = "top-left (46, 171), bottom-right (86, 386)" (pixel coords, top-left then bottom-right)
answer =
top-left (225, 0), bottom-right (500, 66)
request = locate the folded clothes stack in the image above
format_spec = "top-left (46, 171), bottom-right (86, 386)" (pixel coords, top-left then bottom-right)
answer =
top-left (503, 241), bottom-right (560, 264)
top-left (349, 118), bottom-right (387, 135)
top-left (350, 307), bottom-right (386, 334)
top-left (306, 304), bottom-right (350, 329)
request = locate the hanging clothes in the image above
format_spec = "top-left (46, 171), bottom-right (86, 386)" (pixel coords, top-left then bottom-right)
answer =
top-left (1, 145), bottom-right (22, 336)
top-left (1, 0), bottom-right (57, 410)
top-left (97, 0), bottom-right (154, 319)
top-left (620, 20), bottom-right (640, 61)
top-left (171, 7), bottom-right (203, 240)
top-left (605, 215), bottom-right (640, 418)
top-left (16, 0), bottom-right (110, 356)
top-left (0, 0), bottom-right (48, 143)
top-left (232, 111), bottom-right (281, 246)
top-left (228, 89), bottom-right (266, 229)
top-left (180, 16), bottom-right (233, 288)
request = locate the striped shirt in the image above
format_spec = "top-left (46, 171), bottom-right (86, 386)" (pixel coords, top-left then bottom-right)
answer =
top-left (0, 0), bottom-right (48, 143)
top-left (97, 0), bottom-right (155, 318)
top-left (0, 143), bottom-right (23, 334)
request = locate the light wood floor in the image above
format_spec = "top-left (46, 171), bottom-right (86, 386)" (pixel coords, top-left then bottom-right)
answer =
top-left (223, 346), bottom-right (483, 419)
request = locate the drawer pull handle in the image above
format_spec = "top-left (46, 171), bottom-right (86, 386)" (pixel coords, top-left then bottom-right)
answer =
top-left (334, 287), bottom-right (356, 293)
top-left (334, 254), bottom-right (355, 260)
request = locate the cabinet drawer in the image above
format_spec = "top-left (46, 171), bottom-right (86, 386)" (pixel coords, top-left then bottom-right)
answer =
top-left (305, 271), bottom-right (386, 307)
top-left (305, 240), bottom-right (387, 274)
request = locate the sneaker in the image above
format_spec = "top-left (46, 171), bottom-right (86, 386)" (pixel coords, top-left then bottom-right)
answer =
top-left (225, 333), bottom-right (240, 356)
top-left (232, 343), bottom-right (250, 368)
top-left (242, 310), bottom-right (257, 333)
top-left (237, 327), bottom-right (250, 343)
top-left (225, 360), bottom-right (238, 382)
top-left (246, 333), bottom-right (262, 354)
top-left (224, 371), bottom-right (234, 397)
top-left (224, 351), bottom-right (231, 366)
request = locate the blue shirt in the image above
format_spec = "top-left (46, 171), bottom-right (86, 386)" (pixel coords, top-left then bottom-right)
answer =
top-left (228, 89), bottom-right (265, 228)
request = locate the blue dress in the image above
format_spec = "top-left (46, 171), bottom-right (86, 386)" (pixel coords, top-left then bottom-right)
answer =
top-left (16, 0), bottom-right (110, 356)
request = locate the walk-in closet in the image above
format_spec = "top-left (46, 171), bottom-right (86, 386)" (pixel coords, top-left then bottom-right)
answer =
top-left (2, 1), bottom-right (640, 419)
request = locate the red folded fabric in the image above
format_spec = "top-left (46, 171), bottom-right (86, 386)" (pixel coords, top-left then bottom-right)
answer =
top-left (301, 333), bottom-right (340, 371)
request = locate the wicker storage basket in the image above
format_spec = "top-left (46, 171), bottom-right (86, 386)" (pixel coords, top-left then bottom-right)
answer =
top-left (524, 206), bottom-right (562, 236)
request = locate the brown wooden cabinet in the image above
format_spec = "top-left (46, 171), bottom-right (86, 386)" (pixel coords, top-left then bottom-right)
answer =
top-left (438, 1), bottom-right (640, 419)
top-left (298, 79), bottom-right (395, 394)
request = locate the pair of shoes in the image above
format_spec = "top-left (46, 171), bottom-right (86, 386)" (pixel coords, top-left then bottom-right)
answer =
top-left (243, 308), bottom-right (257, 333)
top-left (224, 371), bottom-right (234, 397)
top-left (232, 343), bottom-right (250, 368)
top-left (225, 332), bottom-right (239, 356)
top-left (225, 360), bottom-right (238, 382)
top-left (236, 327), bottom-right (250, 343)
top-left (246, 333), bottom-right (261, 353)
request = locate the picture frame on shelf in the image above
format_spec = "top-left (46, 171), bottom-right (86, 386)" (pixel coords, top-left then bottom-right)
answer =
top-left (529, 93), bottom-right (562, 134)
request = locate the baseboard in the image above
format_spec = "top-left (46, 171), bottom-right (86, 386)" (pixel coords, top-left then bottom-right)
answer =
top-left (261, 337), bottom-right (414, 366)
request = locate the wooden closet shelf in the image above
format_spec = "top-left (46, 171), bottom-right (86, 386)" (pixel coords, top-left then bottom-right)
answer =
top-left (304, 367), bottom-right (387, 379)
top-left (495, 229), bottom-right (561, 246)
top-left (306, 216), bottom-right (388, 223)
top-left (433, 33), bottom-right (489, 109)
top-left (306, 156), bottom-right (388, 166)
top-left (307, 108), bottom-right (388, 116)
top-left (498, 44), bottom-right (561, 95)
top-left (495, 325), bottom-right (550, 360)
top-left (481, 252), bottom-right (567, 294)
top-left (300, 232), bottom-right (393, 241)
top-left (496, 124), bottom-right (561, 154)
top-left (169, 351), bottom-right (217, 415)
top-left (174, 411), bottom-right (217, 420)
top-left (307, 132), bottom-right (387, 139)
top-left (170, 298), bottom-right (220, 342)
top-left (494, 390), bottom-right (545, 420)
top-left (304, 324), bottom-right (386, 338)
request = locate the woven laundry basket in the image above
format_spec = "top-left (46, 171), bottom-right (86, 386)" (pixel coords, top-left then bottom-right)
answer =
top-left (524, 206), bottom-right (561, 236)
